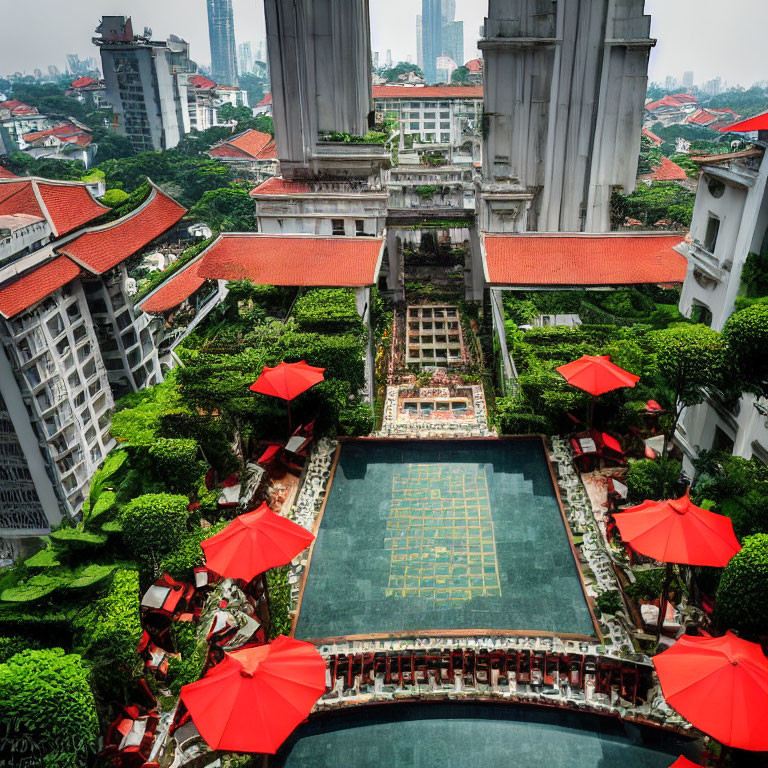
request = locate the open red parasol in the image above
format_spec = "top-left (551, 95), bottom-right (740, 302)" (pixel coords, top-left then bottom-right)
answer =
top-left (653, 631), bottom-right (768, 751)
top-left (613, 490), bottom-right (740, 567)
top-left (202, 502), bottom-right (315, 582)
top-left (250, 360), bottom-right (325, 401)
top-left (668, 758), bottom-right (705, 768)
top-left (180, 635), bottom-right (327, 753)
top-left (556, 354), bottom-right (640, 396)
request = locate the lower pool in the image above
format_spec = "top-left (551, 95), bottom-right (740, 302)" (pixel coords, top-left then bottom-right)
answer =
top-left (294, 439), bottom-right (595, 639)
top-left (272, 703), bottom-right (697, 768)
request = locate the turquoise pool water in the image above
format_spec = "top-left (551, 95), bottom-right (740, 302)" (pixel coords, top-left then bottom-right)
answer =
top-left (295, 439), bottom-right (594, 639)
top-left (272, 703), bottom-right (697, 768)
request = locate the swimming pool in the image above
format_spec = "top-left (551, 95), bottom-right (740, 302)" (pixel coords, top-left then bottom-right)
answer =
top-left (272, 702), bottom-right (697, 768)
top-left (294, 439), bottom-right (595, 640)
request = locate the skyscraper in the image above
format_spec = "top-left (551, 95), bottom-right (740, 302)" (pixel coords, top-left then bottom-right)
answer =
top-left (682, 70), bottom-right (694, 88)
top-left (441, 0), bottom-right (463, 69)
top-left (416, 15), bottom-right (423, 70)
top-left (207, 0), bottom-right (238, 86)
top-left (238, 41), bottom-right (254, 75)
top-left (421, 0), bottom-right (442, 83)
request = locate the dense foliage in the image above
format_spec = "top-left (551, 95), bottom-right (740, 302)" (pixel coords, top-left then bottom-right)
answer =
top-left (189, 182), bottom-right (256, 231)
top-left (148, 438), bottom-right (204, 495)
top-left (0, 648), bottom-right (99, 766)
top-left (625, 457), bottom-right (683, 503)
top-left (722, 303), bottom-right (768, 398)
top-left (611, 182), bottom-right (696, 229)
top-left (715, 534), bottom-right (768, 640)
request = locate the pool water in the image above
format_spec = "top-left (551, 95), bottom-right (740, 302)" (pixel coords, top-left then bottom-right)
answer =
top-left (272, 702), bottom-right (697, 768)
top-left (295, 439), bottom-right (594, 639)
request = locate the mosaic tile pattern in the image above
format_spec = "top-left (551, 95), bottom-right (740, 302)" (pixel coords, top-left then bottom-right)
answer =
top-left (294, 440), bottom-right (595, 639)
top-left (385, 464), bottom-right (500, 604)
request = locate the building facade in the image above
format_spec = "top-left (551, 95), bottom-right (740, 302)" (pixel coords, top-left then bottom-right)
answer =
top-left (0, 177), bottom-right (185, 547)
top-left (676, 145), bottom-right (768, 472)
top-left (207, 0), bottom-right (238, 87)
top-left (94, 16), bottom-right (196, 152)
top-left (478, 0), bottom-right (654, 234)
top-left (421, 0), bottom-right (442, 84)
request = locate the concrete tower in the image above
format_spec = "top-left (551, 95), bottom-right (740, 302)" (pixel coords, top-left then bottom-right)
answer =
top-left (478, 0), bottom-right (655, 233)
top-left (207, 0), bottom-right (238, 86)
top-left (421, 0), bottom-right (442, 84)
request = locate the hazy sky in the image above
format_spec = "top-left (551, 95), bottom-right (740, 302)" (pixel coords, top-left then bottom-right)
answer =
top-left (1, 1), bottom-right (767, 89)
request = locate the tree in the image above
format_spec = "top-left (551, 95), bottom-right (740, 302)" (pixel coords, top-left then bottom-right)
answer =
top-left (379, 61), bottom-right (424, 83)
top-left (238, 72), bottom-right (267, 106)
top-left (0, 648), bottom-right (99, 765)
top-left (219, 103), bottom-right (254, 124)
top-left (147, 438), bottom-right (203, 494)
top-left (451, 65), bottom-right (470, 84)
top-left (646, 324), bottom-right (725, 452)
top-left (120, 493), bottom-right (191, 576)
top-left (610, 181), bottom-right (696, 228)
top-left (636, 135), bottom-right (663, 175)
top-left (714, 533), bottom-right (768, 640)
top-left (189, 183), bottom-right (257, 231)
top-left (722, 303), bottom-right (768, 398)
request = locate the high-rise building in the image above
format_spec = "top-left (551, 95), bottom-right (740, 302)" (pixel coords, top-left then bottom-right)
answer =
top-left (373, 51), bottom-right (379, 69)
top-left (422, 0), bottom-right (442, 83)
top-left (665, 74), bottom-right (678, 91)
top-left (94, 16), bottom-right (196, 151)
top-left (703, 77), bottom-right (722, 96)
top-left (207, 0), bottom-right (238, 86)
top-left (385, 49), bottom-right (392, 68)
top-left (682, 70), bottom-right (694, 88)
top-left (238, 41), bottom-right (253, 75)
top-left (441, 0), bottom-right (463, 68)
top-left (47, 65), bottom-right (60, 78)
top-left (416, 15), bottom-right (423, 70)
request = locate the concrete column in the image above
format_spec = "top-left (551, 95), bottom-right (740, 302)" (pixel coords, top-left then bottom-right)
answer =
top-left (385, 229), bottom-right (402, 292)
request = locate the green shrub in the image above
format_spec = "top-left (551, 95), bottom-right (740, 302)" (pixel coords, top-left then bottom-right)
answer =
top-left (595, 590), bottom-right (623, 615)
top-left (0, 648), bottom-right (98, 763)
top-left (293, 289), bottom-right (364, 334)
top-left (266, 566), bottom-right (291, 639)
top-left (72, 569), bottom-right (142, 700)
top-left (120, 493), bottom-right (191, 576)
top-left (148, 437), bottom-right (203, 494)
top-left (166, 622), bottom-right (207, 696)
top-left (160, 521), bottom-right (228, 581)
top-left (714, 533), bottom-right (768, 640)
top-left (48, 526), bottom-right (107, 549)
top-left (111, 375), bottom-right (185, 445)
top-left (624, 568), bottom-right (670, 601)
top-left (0, 634), bottom-right (41, 663)
top-left (625, 457), bottom-right (682, 503)
top-left (722, 303), bottom-right (768, 397)
top-left (100, 188), bottom-right (130, 207)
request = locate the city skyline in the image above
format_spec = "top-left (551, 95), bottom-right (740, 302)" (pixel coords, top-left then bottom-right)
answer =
top-left (0, 0), bottom-right (766, 89)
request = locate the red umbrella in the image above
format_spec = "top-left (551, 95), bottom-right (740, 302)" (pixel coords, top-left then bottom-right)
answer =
top-left (202, 502), bottom-right (315, 582)
top-left (719, 109), bottom-right (768, 132)
top-left (250, 360), bottom-right (325, 401)
top-left (250, 360), bottom-right (324, 433)
top-left (556, 354), bottom-right (640, 396)
top-left (180, 635), bottom-right (327, 753)
top-left (668, 758), bottom-right (704, 768)
top-left (613, 490), bottom-right (740, 567)
top-left (653, 631), bottom-right (768, 751)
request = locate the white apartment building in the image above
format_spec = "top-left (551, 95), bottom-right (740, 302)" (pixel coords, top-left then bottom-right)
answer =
top-left (0, 177), bottom-right (186, 543)
top-left (372, 85), bottom-right (482, 159)
top-left (94, 16), bottom-right (196, 152)
top-left (676, 140), bottom-right (768, 471)
top-left (188, 74), bottom-right (249, 132)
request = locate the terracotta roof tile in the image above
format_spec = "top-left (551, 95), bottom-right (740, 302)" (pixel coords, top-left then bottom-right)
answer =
top-left (641, 156), bottom-right (688, 181)
top-left (70, 77), bottom-right (98, 88)
top-left (208, 144), bottom-right (253, 159)
top-left (0, 256), bottom-right (81, 318)
top-left (139, 261), bottom-right (207, 314)
top-left (0, 167), bottom-right (18, 179)
top-left (641, 128), bottom-right (663, 146)
top-left (249, 177), bottom-right (311, 196)
top-left (59, 186), bottom-right (186, 274)
top-left (464, 58), bottom-right (482, 72)
top-left (256, 93), bottom-right (272, 106)
top-left (372, 85), bottom-right (482, 99)
top-left (141, 234), bottom-right (383, 313)
top-left (36, 181), bottom-right (109, 235)
top-left (189, 74), bottom-right (217, 89)
top-left (483, 234), bottom-right (687, 287)
top-left (207, 130), bottom-right (275, 161)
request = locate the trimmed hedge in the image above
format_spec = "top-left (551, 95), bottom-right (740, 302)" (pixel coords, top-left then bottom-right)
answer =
top-left (148, 437), bottom-right (203, 494)
top-left (293, 289), bottom-right (364, 334)
top-left (715, 533), bottom-right (768, 640)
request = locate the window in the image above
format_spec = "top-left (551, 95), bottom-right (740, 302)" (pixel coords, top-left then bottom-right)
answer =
top-left (355, 220), bottom-right (366, 236)
top-left (690, 303), bottom-right (713, 327)
top-left (440, 111), bottom-right (450, 119)
top-left (713, 426), bottom-right (735, 454)
top-left (423, 112), bottom-right (436, 119)
top-left (440, 133), bottom-right (450, 143)
top-left (704, 215), bottom-right (720, 253)
top-left (424, 122), bottom-right (436, 129)
top-left (440, 122), bottom-right (450, 129)
top-left (409, 122), bottom-right (420, 130)
top-left (331, 219), bottom-right (345, 236)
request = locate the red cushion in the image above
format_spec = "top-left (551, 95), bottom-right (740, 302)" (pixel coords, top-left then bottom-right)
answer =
top-left (646, 399), bottom-right (663, 411)
top-left (258, 444), bottom-right (282, 463)
top-left (601, 433), bottom-right (623, 454)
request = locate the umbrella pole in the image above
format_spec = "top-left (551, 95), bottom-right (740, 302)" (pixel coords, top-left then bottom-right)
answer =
top-left (656, 562), bottom-right (674, 645)
top-left (287, 401), bottom-right (293, 438)
top-left (589, 397), bottom-right (595, 429)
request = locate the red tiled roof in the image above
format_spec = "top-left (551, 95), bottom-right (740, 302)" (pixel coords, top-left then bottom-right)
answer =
top-left (671, 92), bottom-right (698, 104)
top-left (23, 124), bottom-right (92, 146)
top-left (482, 233), bottom-right (687, 287)
top-left (139, 261), bottom-right (208, 314)
top-left (256, 93), bottom-right (272, 106)
top-left (141, 234), bottom-right (384, 313)
top-left (641, 128), bottom-right (664, 146)
top-left (189, 74), bottom-right (218, 90)
top-left (0, 256), bottom-right (81, 319)
top-left (70, 77), bottom-right (98, 88)
top-left (641, 156), bottom-right (688, 181)
top-left (0, 99), bottom-right (39, 116)
top-left (372, 85), bottom-right (483, 99)
top-left (0, 167), bottom-right (17, 179)
top-left (59, 185), bottom-right (186, 274)
top-left (464, 58), bottom-right (482, 72)
top-left (250, 177), bottom-right (311, 196)
top-left (207, 130), bottom-right (276, 161)
top-left (684, 108), bottom-right (718, 127)
top-left (0, 178), bottom-right (109, 236)
top-left (645, 94), bottom-right (694, 112)
top-left (720, 108), bottom-right (768, 132)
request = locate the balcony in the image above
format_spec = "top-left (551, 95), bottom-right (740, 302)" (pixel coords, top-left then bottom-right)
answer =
top-left (679, 239), bottom-right (731, 284)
